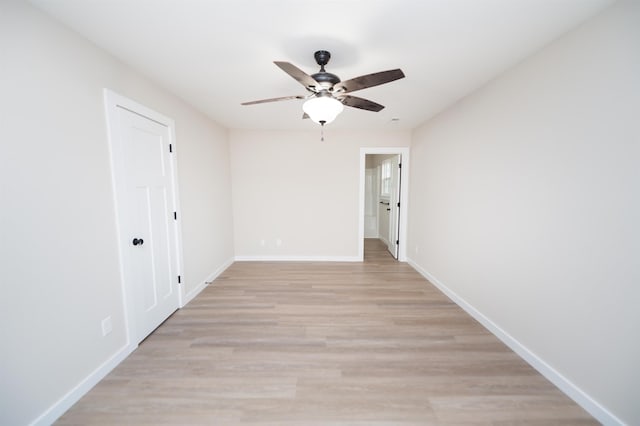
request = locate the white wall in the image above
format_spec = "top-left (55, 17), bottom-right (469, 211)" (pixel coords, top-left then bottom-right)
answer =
top-left (230, 129), bottom-right (410, 259)
top-left (177, 112), bottom-right (234, 301)
top-left (0, 1), bottom-right (234, 424)
top-left (407, 1), bottom-right (639, 424)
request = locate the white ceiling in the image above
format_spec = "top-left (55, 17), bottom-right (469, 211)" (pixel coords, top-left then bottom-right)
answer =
top-left (30, 0), bottom-right (614, 131)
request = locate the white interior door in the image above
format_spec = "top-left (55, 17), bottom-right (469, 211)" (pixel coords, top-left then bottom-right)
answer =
top-left (115, 105), bottom-right (180, 343)
top-left (387, 154), bottom-right (401, 259)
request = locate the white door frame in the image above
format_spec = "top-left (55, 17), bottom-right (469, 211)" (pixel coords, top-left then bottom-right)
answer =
top-left (358, 147), bottom-right (409, 261)
top-left (103, 89), bottom-right (185, 349)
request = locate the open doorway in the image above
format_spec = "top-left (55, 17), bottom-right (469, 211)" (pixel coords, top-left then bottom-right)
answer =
top-left (358, 147), bottom-right (409, 261)
top-left (366, 153), bottom-right (400, 258)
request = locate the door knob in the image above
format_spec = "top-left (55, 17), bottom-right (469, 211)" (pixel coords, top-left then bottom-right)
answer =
top-left (132, 238), bottom-right (144, 246)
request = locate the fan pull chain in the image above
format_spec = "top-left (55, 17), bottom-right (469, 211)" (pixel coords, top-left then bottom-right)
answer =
top-left (320, 120), bottom-right (326, 142)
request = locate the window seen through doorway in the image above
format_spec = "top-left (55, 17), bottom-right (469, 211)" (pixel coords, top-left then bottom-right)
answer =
top-left (380, 159), bottom-right (392, 196)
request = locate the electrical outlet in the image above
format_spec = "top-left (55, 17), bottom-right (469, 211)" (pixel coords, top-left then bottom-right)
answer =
top-left (101, 316), bottom-right (113, 336)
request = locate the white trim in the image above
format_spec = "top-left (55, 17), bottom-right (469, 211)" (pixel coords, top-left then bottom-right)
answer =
top-left (359, 147), bottom-right (410, 262)
top-left (167, 125), bottom-right (186, 308)
top-left (235, 256), bottom-right (361, 262)
top-left (406, 258), bottom-right (624, 426)
top-left (181, 257), bottom-right (234, 306)
top-left (30, 343), bottom-right (135, 426)
top-left (103, 90), bottom-right (134, 349)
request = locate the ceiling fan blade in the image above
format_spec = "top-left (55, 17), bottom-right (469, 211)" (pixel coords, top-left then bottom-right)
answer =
top-left (241, 95), bottom-right (305, 106)
top-left (302, 112), bottom-right (310, 119)
top-left (340, 95), bottom-right (385, 112)
top-left (334, 69), bottom-right (405, 93)
top-left (274, 61), bottom-right (319, 91)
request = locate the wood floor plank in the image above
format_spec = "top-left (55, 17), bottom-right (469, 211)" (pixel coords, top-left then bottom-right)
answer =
top-left (56, 239), bottom-right (596, 425)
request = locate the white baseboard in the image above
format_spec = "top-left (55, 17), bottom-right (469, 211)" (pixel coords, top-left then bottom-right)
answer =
top-left (30, 342), bottom-right (135, 426)
top-left (181, 257), bottom-right (234, 306)
top-left (406, 258), bottom-right (623, 426)
top-left (234, 255), bottom-right (361, 262)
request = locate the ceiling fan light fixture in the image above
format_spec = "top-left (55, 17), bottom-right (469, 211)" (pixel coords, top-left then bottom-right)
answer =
top-left (302, 95), bottom-right (344, 125)
top-left (242, 51), bottom-right (405, 126)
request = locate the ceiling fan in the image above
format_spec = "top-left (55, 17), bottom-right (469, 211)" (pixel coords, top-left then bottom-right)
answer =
top-left (241, 50), bottom-right (405, 126)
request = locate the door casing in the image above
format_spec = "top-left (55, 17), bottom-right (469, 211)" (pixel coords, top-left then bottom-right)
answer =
top-left (358, 147), bottom-right (409, 261)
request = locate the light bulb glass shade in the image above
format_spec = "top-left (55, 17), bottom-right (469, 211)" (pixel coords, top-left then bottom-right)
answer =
top-left (302, 96), bottom-right (344, 124)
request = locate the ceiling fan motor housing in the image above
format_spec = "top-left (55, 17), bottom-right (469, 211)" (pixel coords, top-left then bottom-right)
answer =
top-left (311, 71), bottom-right (340, 86)
top-left (312, 50), bottom-right (340, 88)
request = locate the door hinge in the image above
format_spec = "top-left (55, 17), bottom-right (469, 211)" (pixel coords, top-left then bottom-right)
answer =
top-left (169, 143), bottom-right (173, 153)
top-left (398, 163), bottom-right (402, 169)
top-left (177, 275), bottom-right (181, 284)
top-left (397, 202), bottom-right (400, 207)
top-left (173, 211), bottom-right (177, 220)
top-left (396, 240), bottom-right (399, 245)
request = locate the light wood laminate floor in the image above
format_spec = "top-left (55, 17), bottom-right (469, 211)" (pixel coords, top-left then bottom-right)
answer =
top-left (57, 239), bottom-right (596, 425)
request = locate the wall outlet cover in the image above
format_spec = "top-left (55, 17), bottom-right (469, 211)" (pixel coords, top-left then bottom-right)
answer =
top-left (101, 316), bottom-right (113, 336)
